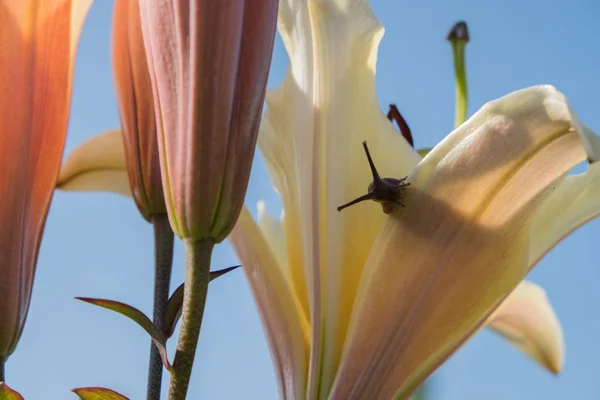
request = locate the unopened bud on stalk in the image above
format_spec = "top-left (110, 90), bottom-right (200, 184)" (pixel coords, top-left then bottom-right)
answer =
top-left (139, 1), bottom-right (279, 242)
top-left (113, 0), bottom-right (166, 221)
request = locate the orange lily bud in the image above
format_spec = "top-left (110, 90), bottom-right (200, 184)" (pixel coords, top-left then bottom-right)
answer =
top-left (0, 0), bottom-right (92, 357)
top-left (139, 0), bottom-right (279, 241)
top-left (112, 0), bottom-right (166, 220)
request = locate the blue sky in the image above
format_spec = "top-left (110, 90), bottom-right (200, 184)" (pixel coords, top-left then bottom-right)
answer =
top-left (5, 1), bottom-right (600, 399)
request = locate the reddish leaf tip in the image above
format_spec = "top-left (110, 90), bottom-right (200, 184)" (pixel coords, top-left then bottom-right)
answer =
top-left (0, 382), bottom-right (24, 400)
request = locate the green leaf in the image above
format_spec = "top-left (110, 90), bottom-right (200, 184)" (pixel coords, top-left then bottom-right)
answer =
top-left (162, 283), bottom-right (184, 338)
top-left (0, 383), bottom-right (24, 400)
top-left (162, 265), bottom-right (241, 337)
top-left (210, 265), bottom-right (241, 282)
top-left (72, 387), bottom-right (129, 400)
top-left (75, 297), bottom-right (171, 370)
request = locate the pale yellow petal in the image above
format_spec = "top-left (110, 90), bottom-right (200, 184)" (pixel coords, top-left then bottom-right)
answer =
top-left (487, 281), bottom-right (564, 374)
top-left (261, 1), bottom-right (421, 394)
top-left (229, 207), bottom-right (309, 399)
top-left (332, 85), bottom-right (591, 399)
top-left (58, 130), bottom-right (132, 197)
top-left (70, 0), bottom-right (94, 57)
top-left (257, 201), bottom-right (290, 281)
top-left (258, 117), bottom-right (310, 337)
top-left (530, 161), bottom-right (600, 266)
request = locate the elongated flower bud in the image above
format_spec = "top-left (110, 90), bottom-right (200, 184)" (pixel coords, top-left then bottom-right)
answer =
top-left (139, 1), bottom-right (279, 242)
top-left (113, 0), bottom-right (166, 220)
top-left (0, 0), bottom-right (92, 357)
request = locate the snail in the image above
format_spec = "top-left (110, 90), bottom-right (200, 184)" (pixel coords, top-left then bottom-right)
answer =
top-left (337, 141), bottom-right (410, 214)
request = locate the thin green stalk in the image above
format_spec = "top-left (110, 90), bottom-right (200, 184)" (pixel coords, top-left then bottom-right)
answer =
top-left (452, 41), bottom-right (467, 128)
top-left (447, 21), bottom-right (470, 128)
top-left (168, 238), bottom-right (214, 400)
top-left (0, 355), bottom-right (5, 382)
top-left (147, 214), bottom-right (175, 400)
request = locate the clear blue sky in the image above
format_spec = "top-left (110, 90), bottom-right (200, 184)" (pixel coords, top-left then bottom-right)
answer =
top-left (6, 1), bottom-right (600, 399)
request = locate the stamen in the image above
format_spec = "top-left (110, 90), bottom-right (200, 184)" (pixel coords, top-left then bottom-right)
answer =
top-left (387, 104), bottom-right (414, 147)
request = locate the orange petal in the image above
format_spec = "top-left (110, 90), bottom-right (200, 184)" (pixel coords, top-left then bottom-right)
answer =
top-left (0, 0), bottom-right (92, 356)
top-left (112, 0), bottom-right (164, 220)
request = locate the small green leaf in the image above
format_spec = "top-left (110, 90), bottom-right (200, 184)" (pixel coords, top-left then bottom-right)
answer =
top-left (0, 383), bottom-right (24, 400)
top-left (162, 284), bottom-right (184, 338)
top-left (417, 148), bottom-right (433, 158)
top-left (75, 297), bottom-right (171, 370)
top-left (162, 265), bottom-right (241, 337)
top-left (72, 387), bottom-right (129, 400)
top-left (210, 265), bottom-right (241, 282)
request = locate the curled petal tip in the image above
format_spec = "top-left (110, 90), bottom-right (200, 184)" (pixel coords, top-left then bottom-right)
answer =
top-left (488, 281), bottom-right (565, 375)
top-left (57, 130), bottom-right (131, 197)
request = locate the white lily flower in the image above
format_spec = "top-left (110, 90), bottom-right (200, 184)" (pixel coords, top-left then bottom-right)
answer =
top-left (230, 2), bottom-right (600, 399)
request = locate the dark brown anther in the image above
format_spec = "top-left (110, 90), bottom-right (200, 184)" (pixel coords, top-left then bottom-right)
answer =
top-left (387, 104), bottom-right (414, 147)
top-left (446, 21), bottom-right (469, 43)
top-left (337, 141), bottom-right (410, 214)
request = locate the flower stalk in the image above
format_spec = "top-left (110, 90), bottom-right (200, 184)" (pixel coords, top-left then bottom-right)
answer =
top-left (147, 214), bottom-right (174, 400)
top-left (168, 239), bottom-right (214, 400)
top-left (137, 3), bottom-right (278, 397)
top-left (447, 21), bottom-right (469, 127)
top-left (0, 356), bottom-right (5, 382)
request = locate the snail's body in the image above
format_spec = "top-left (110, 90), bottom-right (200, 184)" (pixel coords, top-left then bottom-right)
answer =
top-left (337, 141), bottom-right (410, 214)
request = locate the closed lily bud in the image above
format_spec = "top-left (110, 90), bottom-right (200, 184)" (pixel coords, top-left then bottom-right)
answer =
top-left (112, 0), bottom-right (165, 220)
top-left (0, 0), bottom-right (92, 359)
top-left (138, 0), bottom-right (279, 242)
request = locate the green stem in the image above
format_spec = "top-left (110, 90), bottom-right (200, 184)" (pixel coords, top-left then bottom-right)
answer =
top-left (0, 356), bottom-right (5, 382)
top-left (451, 40), bottom-right (468, 128)
top-left (147, 214), bottom-right (175, 400)
top-left (168, 238), bottom-right (214, 400)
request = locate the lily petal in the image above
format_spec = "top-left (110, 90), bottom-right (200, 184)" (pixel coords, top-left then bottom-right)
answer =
top-left (487, 281), bottom-right (564, 374)
top-left (112, 0), bottom-right (165, 219)
top-left (139, 0), bottom-right (278, 241)
top-left (58, 130), bottom-right (132, 197)
top-left (257, 201), bottom-right (290, 281)
top-left (530, 161), bottom-right (600, 267)
top-left (260, 1), bottom-right (420, 394)
top-left (230, 207), bottom-right (309, 400)
top-left (0, 0), bottom-right (93, 356)
top-left (332, 85), bottom-right (593, 399)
